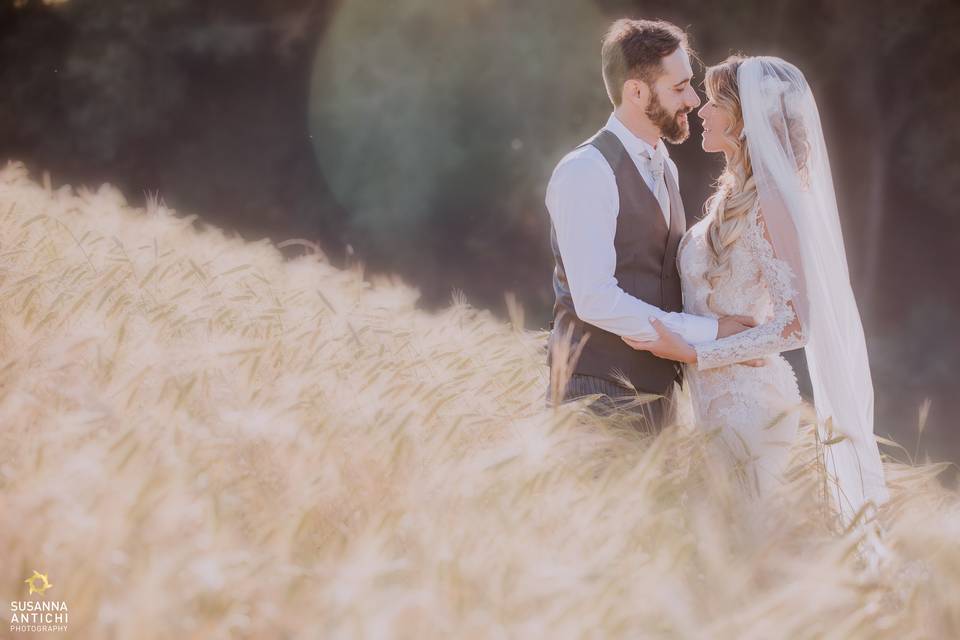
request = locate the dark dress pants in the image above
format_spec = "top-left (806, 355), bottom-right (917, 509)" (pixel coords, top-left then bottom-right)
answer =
top-left (545, 373), bottom-right (675, 434)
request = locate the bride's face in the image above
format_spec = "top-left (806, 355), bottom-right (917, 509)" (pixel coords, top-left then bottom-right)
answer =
top-left (697, 98), bottom-right (737, 156)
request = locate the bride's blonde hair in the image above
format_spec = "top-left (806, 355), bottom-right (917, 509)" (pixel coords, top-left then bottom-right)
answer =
top-left (702, 55), bottom-right (754, 312)
top-left (702, 55), bottom-right (810, 312)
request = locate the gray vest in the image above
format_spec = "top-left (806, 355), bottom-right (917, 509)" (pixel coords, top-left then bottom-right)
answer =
top-left (547, 129), bottom-right (686, 395)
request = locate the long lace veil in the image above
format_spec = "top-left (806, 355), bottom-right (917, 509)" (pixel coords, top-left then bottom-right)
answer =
top-left (737, 56), bottom-right (890, 530)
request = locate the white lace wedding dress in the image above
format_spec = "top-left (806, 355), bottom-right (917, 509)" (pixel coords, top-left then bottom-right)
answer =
top-left (675, 57), bottom-right (892, 572)
top-left (678, 198), bottom-right (806, 498)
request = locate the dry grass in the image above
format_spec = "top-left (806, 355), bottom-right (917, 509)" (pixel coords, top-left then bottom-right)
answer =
top-left (0, 161), bottom-right (956, 639)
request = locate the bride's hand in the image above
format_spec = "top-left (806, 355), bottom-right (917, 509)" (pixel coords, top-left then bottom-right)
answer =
top-left (621, 317), bottom-right (697, 364)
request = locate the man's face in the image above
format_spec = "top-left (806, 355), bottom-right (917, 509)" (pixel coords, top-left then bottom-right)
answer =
top-left (645, 48), bottom-right (701, 143)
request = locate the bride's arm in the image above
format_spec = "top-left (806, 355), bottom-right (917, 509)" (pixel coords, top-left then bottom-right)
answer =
top-left (692, 206), bottom-right (807, 371)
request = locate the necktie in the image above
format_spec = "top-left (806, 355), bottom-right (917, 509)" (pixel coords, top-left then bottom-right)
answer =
top-left (644, 146), bottom-right (671, 225)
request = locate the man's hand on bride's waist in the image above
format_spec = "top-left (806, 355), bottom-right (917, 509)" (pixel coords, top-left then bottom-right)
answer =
top-left (621, 317), bottom-right (697, 363)
top-left (718, 314), bottom-right (758, 338)
top-left (621, 316), bottom-right (766, 367)
top-left (716, 315), bottom-right (765, 367)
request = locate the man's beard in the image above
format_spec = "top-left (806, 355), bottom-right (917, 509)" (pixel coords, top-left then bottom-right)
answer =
top-left (645, 90), bottom-right (691, 144)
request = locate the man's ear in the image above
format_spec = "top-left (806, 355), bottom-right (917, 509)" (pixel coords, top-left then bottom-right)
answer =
top-left (623, 78), bottom-right (649, 108)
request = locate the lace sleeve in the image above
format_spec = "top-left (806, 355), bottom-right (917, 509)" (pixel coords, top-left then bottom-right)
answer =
top-left (693, 205), bottom-right (808, 371)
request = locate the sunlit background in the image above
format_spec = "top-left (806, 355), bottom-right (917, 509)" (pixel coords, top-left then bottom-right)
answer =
top-left (2, 0), bottom-right (957, 475)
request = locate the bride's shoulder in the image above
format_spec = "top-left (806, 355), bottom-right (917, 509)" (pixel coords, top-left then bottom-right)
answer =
top-left (688, 209), bottom-right (715, 232)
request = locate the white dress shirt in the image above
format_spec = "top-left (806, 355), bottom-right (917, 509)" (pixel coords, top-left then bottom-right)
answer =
top-left (546, 112), bottom-right (719, 343)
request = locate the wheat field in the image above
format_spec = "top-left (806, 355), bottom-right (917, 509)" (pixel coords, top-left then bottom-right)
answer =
top-left (0, 160), bottom-right (956, 639)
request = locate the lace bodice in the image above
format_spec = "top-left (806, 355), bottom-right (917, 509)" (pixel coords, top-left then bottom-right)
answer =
top-left (676, 199), bottom-right (808, 500)
top-left (678, 201), bottom-right (807, 371)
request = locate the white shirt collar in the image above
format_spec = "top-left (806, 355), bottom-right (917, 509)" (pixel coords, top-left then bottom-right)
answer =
top-left (604, 112), bottom-right (669, 160)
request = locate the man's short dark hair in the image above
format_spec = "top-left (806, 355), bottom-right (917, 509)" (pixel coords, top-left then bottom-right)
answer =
top-left (601, 19), bottom-right (691, 107)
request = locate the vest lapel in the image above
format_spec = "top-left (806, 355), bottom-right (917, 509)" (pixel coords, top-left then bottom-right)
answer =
top-left (661, 166), bottom-right (686, 276)
top-left (586, 130), bottom-right (669, 234)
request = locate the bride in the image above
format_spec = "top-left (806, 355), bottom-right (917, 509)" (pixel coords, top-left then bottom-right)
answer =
top-left (621, 55), bottom-right (890, 551)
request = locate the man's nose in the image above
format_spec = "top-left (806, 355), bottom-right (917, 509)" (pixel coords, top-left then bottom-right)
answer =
top-left (687, 88), bottom-right (702, 109)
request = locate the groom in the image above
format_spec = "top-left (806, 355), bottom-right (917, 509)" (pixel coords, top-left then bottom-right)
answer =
top-left (545, 18), bottom-right (755, 431)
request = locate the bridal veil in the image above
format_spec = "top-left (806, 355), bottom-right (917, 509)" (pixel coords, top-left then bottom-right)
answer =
top-left (737, 56), bottom-right (890, 530)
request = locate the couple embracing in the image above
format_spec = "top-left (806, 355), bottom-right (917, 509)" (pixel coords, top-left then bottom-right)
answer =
top-left (544, 18), bottom-right (889, 549)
